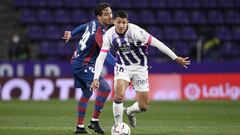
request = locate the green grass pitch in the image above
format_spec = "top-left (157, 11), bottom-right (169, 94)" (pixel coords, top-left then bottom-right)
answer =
top-left (0, 100), bottom-right (240, 135)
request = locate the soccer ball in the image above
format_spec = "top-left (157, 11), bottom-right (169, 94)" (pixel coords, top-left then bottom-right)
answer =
top-left (111, 122), bottom-right (131, 135)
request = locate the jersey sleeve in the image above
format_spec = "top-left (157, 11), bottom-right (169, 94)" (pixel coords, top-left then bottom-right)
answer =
top-left (71, 23), bottom-right (88, 37)
top-left (134, 25), bottom-right (152, 45)
top-left (93, 31), bottom-right (112, 79)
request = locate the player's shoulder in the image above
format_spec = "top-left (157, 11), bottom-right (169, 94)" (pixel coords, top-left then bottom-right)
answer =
top-left (105, 26), bottom-right (115, 36)
top-left (129, 23), bottom-right (142, 30)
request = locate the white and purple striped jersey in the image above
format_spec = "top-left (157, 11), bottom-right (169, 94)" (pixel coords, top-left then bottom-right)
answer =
top-left (101, 23), bottom-right (152, 67)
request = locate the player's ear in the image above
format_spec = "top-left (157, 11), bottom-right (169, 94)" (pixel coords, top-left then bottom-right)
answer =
top-left (97, 15), bottom-right (101, 21)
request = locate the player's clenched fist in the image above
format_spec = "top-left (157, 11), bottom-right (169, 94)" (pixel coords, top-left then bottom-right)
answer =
top-left (62, 31), bottom-right (71, 43)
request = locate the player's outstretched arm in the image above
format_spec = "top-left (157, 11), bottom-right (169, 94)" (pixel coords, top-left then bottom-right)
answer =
top-left (62, 23), bottom-right (88, 43)
top-left (150, 36), bottom-right (191, 68)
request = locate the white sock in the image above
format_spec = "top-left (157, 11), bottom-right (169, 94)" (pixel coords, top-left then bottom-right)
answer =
top-left (113, 102), bottom-right (123, 125)
top-left (77, 124), bottom-right (84, 128)
top-left (91, 118), bottom-right (99, 121)
top-left (127, 102), bottom-right (142, 115)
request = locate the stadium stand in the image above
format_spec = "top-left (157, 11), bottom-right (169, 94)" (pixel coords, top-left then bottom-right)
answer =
top-left (12, 0), bottom-right (240, 62)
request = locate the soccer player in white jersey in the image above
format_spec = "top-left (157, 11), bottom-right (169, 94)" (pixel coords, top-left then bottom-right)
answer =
top-left (91, 11), bottom-right (191, 127)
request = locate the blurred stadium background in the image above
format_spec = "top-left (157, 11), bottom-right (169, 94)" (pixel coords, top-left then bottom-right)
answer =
top-left (0, 0), bottom-right (240, 134)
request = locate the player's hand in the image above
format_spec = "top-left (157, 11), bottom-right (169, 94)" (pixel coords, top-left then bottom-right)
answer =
top-left (62, 31), bottom-right (71, 43)
top-left (91, 79), bottom-right (100, 92)
top-left (175, 56), bottom-right (191, 68)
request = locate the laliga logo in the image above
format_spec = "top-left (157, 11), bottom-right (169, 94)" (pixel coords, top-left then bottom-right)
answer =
top-left (184, 83), bottom-right (201, 100)
top-left (184, 83), bottom-right (240, 100)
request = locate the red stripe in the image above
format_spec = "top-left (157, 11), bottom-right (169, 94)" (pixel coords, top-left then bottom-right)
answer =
top-left (83, 43), bottom-right (97, 64)
top-left (97, 91), bottom-right (110, 97)
top-left (95, 101), bottom-right (104, 107)
top-left (95, 27), bottom-right (103, 47)
top-left (78, 106), bottom-right (86, 112)
top-left (147, 35), bottom-right (152, 45)
top-left (101, 49), bottom-right (109, 53)
top-left (77, 117), bottom-right (84, 125)
top-left (93, 111), bottom-right (101, 119)
top-left (80, 97), bottom-right (89, 103)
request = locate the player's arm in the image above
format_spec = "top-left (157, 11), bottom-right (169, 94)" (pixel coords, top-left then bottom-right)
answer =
top-left (135, 25), bottom-right (190, 68)
top-left (150, 36), bottom-right (190, 68)
top-left (62, 23), bottom-right (88, 43)
top-left (91, 35), bottom-right (111, 91)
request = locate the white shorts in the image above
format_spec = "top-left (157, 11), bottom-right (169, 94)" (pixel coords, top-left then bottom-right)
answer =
top-left (114, 64), bottom-right (149, 92)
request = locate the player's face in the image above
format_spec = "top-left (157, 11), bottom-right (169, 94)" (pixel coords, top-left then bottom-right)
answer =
top-left (115, 17), bottom-right (128, 34)
top-left (99, 7), bottom-right (113, 25)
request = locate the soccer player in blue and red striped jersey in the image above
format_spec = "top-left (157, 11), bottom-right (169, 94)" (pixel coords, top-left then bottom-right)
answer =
top-left (62, 3), bottom-right (115, 134)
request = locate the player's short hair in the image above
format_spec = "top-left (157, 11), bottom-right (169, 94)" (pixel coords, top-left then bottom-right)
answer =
top-left (94, 3), bottom-right (111, 16)
top-left (116, 10), bottom-right (128, 19)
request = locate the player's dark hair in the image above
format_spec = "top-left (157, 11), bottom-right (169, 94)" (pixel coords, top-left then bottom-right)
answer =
top-left (94, 3), bottom-right (111, 16)
top-left (115, 10), bottom-right (128, 19)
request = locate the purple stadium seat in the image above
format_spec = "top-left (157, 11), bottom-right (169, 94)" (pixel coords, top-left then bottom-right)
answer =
top-left (98, 0), bottom-right (114, 7)
top-left (208, 11), bottom-right (224, 24)
top-left (167, 0), bottom-right (182, 8)
top-left (62, 25), bottom-right (74, 32)
top-left (127, 11), bottom-right (139, 23)
top-left (147, 27), bottom-right (163, 40)
top-left (180, 27), bottom-right (197, 40)
top-left (191, 11), bottom-right (206, 24)
top-left (219, 42), bottom-right (239, 58)
top-left (30, 0), bottom-right (46, 7)
top-left (27, 25), bottom-right (44, 40)
top-left (45, 26), bottom-right (61, 39)
top-left (173, 41), bottom-right (189, 56)
top-left (37, 9), bottom-right (53, 23)
top-left (218, 0), bottom-right (234, 8)
top-left (214, 27), bottom-right (232, 40)
top-left (183, 0), bottom-right (200, 8)
top-left (156, 11), bottom-right (173, 24)
top-left (150, 0), bottom-right (166, 8)
top-left (82, 0), bottom-right (97, 7)
top-left (173, 11), bottom-right (190, 24)
top-left (199, 0), bottom-right (217, 8)
top-left (139, 11), bottom-right (155, 24)
top-left (235, 0), bottom-right (240, 8)
top-left (54, 10), bottom-right (70, 24)
top-left (164, 27), bottom-right (180, 40)
top-left (20, 9), bottom-right (36, 23)
top-left (71, 10), bottom-right (89, 23)
top-left (115, 0), bottom-right (131, 8)
top-left (56, 41), bottom-right (73, 55)
top-left (232, 27), bottom-right (240, 40)
top-left (13, 0), bottom-right (29, 7)
top-left (225, 11), bottom-right (240, 24)
top-left (40, 41), bottom-right (52, 55)
top-left (63, 0), bottom-right (80, 7)
top-left (131, 0), bottom-right (149, 8)
top-left (46, 0), bottom-right (63, 7)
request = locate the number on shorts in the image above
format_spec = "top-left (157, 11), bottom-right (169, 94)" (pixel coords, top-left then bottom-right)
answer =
top-left (116, 66), bottom-right (124, 72)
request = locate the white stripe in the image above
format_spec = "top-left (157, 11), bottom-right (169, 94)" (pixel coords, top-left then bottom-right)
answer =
top-left (138, 47), bottom-right (148, 67)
